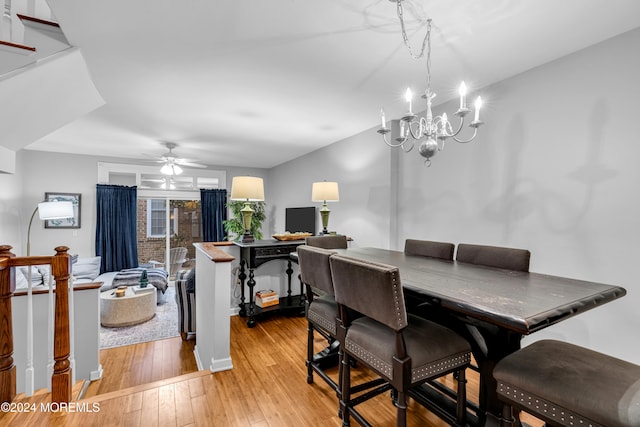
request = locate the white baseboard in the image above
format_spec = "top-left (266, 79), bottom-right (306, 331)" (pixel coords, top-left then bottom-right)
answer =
top-left (90, 364), bottom-right (103, 381)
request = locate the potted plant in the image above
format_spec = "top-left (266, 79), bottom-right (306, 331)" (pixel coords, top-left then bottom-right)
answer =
top-left (223, 200), bottom-right (266, 241)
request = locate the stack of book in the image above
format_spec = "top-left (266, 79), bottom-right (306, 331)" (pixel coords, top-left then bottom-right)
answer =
top-left (255, 289), bottom-right (279, 308)
top-left (132, 285), bottom-right (154, 294)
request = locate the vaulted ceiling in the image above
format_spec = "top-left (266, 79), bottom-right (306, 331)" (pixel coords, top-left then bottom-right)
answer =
top-left (21, 0), bottom-right (640, 169)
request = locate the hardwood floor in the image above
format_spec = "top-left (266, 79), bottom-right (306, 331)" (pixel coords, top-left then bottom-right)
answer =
top-left (84, 335), bottom-right (198, 398)
top-left (2, 313), bottom-right (543, 426)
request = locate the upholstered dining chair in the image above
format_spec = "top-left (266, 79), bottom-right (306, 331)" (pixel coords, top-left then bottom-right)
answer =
top-left (404, 238), bottom-right (455, 260)
top-left (330, 254), bottom-right (471, 427)
top-left (404, 239), bottom-right (455, 316)
top-left (305, 234), bottom-right (348, 249)
top-left (297, 245), bottom-right (341, 396)
top-left (455, 243), bottom-right (530, 272)
top-left (454, 243), bottom-right (531, 379)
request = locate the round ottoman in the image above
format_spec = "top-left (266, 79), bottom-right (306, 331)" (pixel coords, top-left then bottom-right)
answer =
top-left (100, 287), bottom-right (157, 327)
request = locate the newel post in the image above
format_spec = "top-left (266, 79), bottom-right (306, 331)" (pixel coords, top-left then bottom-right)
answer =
top-left (0, 245), bottom-right (16, 404)
top-left (51, 246), bottom-right (71, 403)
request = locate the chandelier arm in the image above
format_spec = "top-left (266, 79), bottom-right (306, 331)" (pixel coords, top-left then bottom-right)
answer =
top-left (401, 139), bottom-right (415, 153)
top-left (451, 127), bottom-right (479, 144)
top-left (407, 119), bottom-right (423, 139)
top-left (382, 131), bottom-right (407, 148)
top-left (444, 115), bottom-right (466, 138)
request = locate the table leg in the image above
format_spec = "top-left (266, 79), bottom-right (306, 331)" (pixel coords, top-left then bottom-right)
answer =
top-left (246, 268), bottom-right (257, 328)
top-left (468, 323), bottom-right (523, 427)
top-left (238, 259), bottom-right (247, 317)
top-left (286, 259), bottom-right (293, 301)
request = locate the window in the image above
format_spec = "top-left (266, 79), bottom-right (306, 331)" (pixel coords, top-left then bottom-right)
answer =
top-left (147, 199), bottom-right (178, 238)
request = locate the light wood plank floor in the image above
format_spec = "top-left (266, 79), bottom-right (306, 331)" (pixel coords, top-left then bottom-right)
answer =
top-left (2, 313), bottom-right (543, 426)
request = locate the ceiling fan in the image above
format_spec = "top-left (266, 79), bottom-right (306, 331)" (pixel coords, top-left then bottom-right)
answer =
top-left (144, 142), bottom-right (207, 175)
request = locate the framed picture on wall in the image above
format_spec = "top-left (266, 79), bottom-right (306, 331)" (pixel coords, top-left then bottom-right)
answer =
top-left (44, 192), bottom-right (81, 229)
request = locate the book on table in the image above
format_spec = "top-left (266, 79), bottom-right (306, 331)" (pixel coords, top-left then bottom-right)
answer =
top-left (256, 289), bottom-right (279, 308)
top-left (132, 285), bottom-right (154, 294)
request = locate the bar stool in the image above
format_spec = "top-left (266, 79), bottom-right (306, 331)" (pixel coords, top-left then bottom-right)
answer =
top-left (297, 245), bottom-right (341, 395)
top-left (494, 339), bottom-right (640, 427)
top-left (306, 234), bottom-right (348, 249)
top-left (404, 238), bottom-right (455, 314)
top-left (330, 254), bottom-right (471, 427)
top-left (456, 243), bottom-right (530, 272)
top-left (454, 243), bottom-right (532, 390)
top-left (404, 239), bottom-right (455, 260)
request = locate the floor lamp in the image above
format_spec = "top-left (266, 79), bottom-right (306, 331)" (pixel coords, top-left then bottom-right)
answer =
top-left (27, 200), bottom-right (74, 256)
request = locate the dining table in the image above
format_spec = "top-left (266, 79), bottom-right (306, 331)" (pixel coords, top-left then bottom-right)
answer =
top-left (332, 247), bottom-right (627, 426)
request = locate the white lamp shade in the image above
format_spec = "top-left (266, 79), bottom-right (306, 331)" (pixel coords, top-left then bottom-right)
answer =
top-left (230, 176), bottom-right (265, 201)
top-left (312, 181), bottom-right (339, 202)
top-left (38, 201), bottom-right (74, 220)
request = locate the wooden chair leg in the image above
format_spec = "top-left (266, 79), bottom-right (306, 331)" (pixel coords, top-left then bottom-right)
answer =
top-left (306, 322), bottom-right (314, 384)
top-left (396, 390), bottom-right (407, 427)
top-left (455, 369), bottom-right (467, 426)
top-left (340, 352), bottom-right (351, 426)
top-left (500, 402), bottom-right (515, 427)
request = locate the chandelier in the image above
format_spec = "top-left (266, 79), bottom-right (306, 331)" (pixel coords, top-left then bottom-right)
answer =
top-left (378, 2), bottom-right (484, 166)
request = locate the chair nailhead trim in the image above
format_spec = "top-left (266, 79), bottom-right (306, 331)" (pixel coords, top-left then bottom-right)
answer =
top-left (411, 353), bottom-right (470, 382)
top-left (497, 382), bottom-right (597, 427)
top-left (391, 272), bottom-right (406, 329)
top-left (346, 340), bottom-right (393, 378)
top-left (308, 312), bottom-right (336, 335)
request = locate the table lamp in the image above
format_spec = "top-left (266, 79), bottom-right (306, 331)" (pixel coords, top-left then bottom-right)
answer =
top-left (230, 176), bottom-right (265, 243)
top-left (27, 200), bottom-right (74, 255)
top-left (311, 181), bottom-right (339, 235)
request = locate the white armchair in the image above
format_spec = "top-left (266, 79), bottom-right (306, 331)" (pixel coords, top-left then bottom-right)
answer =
top-left (149, 247), bottom-right (188, 277)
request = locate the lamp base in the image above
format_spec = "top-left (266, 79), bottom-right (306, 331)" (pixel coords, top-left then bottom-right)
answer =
top-left (239, 232), bottom-right (255, 243)
top-left (319, 203), bottom-right (331, 237)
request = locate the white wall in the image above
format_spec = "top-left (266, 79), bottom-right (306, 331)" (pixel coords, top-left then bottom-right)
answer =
top-left (0, 151), bottom-right (24, 253)
top-left (399, 27), bottom-right (640, 363)
top-left (11, 151), bottom-right (268, 258)
top-left (269, 28), bottom-right (640, 364)
top-left (268, 127), bottom-right (393, 249)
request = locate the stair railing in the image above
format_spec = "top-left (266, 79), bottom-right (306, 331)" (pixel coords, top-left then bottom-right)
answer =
top-left (0, 244), bottom-right (72, 404)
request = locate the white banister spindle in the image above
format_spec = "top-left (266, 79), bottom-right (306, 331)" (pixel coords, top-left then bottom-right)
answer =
top-left (47, 269), bottom-right (54, 390)
top-left (68, 275), bottom-right (76, 385)
top-left (25, 265), bottom-right (34, 396)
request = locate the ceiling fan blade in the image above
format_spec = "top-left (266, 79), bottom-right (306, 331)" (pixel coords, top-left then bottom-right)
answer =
top-left (174, 159), bottom-right (207, 168)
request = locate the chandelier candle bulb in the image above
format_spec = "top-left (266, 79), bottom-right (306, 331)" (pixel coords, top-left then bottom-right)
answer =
top-left (405, 88), bottom-right (413, 114)
top-left (474, 97), bottom-right (482, 122)
top-left (459, 82), bottom-right (467, 109)
top-left (380, 108), bottom-right (386, 128)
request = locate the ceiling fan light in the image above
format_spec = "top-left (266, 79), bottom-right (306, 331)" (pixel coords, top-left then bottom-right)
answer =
top-left (160, 163), bottom-right (183, 176)
top-left (160, 164), bottom-right (173, 175)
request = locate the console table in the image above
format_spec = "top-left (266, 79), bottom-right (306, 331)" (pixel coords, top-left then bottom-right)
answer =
top-left (234, 239), bottom-right (306, 327)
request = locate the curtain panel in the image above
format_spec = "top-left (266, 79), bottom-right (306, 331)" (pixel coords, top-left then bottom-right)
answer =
top-left (95, 184), bottom-right (139, 273)
top-left (200, 188), bottom-right (227, 242)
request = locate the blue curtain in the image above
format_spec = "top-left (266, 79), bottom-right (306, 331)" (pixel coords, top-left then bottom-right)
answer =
top-left (200, 188), bottom-right (227, 242)
top-left (95, 184), bottom-right (139, 273)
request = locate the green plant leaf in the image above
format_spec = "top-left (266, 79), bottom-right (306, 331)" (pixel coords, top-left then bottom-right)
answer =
top-left (223, 200), bottom-right (266, 241)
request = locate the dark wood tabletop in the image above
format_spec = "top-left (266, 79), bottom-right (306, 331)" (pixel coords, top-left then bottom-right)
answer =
top-left (331, 247), bottom-right (627, 425)
top-left (334, 247), bottom-right (626, 335)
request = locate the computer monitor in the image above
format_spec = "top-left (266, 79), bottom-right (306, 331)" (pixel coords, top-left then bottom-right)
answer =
top-left (285, 207), bottom-right (316, 234)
